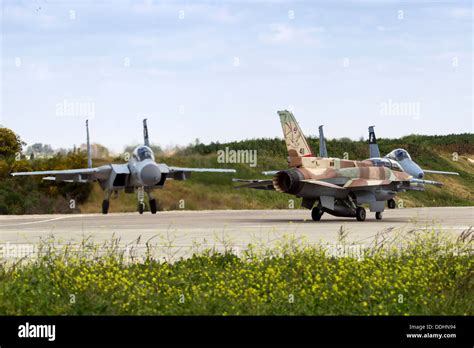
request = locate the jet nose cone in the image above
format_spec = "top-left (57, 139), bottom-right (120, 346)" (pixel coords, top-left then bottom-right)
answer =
top-left (140, 163), bottom-right (161, 186)
top-left (418, 172), bottom-right (424, 179)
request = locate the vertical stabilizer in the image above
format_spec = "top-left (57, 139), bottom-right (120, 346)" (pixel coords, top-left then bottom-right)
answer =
top-left (143, 118), bottom-right (150, 147)
top-left (368, 126), bottom-right (380, 158)
top-left (277, 110), bottom-right (313, 159)
top-left (86, 120), bottom-right (92, 168)
top-left (318, 125), bottom-right (328, 158)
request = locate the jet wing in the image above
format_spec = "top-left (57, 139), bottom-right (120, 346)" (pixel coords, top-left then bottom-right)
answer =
top-left (168, 167), bottom-right (236, 173)
top-left (11, 166), bottom-right (113, 183)
top-left (167, 166), bottom-right (236, 181)
top-left (410, 178), bottom-right (443, 187)
top-left (232, 178), bottom-right (275, 190)
top-left (422, 169), bottom-right (459, 176)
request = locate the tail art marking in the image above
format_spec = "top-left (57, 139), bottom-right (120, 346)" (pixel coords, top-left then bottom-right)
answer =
top-left (278, 110), bottom-right (313, 159)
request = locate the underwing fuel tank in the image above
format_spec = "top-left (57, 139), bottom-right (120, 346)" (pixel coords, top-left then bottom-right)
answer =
top-left (322, 203), bottom-right (356, 217)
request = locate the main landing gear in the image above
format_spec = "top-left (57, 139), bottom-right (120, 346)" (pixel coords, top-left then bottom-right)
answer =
top-left (311, 206), bottom-right (324, 221)
top-left (310, 200), bottom-right (384, 222)
top-left (102, 199), bottom-right (110, 214)
top-left (101, 188), bottom-right (160, 215)
top-left (145, 188), bottom-right (158, 214)
top-left (355, 207), bottom-right (366, 221)
top-left (310, 200), bottom-right (368, 222)
top-left (102, 189), bottom-right (112, 214)
top-left (149, 198), bottom-right (158, 214)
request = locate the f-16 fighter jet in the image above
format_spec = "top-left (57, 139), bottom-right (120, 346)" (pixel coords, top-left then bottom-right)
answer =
top-left (368, 126), bottom-right (459, 181)
top-left (234, 110), bottom-right (444, 221)
top-left (12, 119), bottom-right (236, 214)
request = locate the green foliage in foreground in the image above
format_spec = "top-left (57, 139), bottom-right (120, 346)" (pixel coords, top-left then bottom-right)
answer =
top-left (0, 230), bottom-right (472, 315)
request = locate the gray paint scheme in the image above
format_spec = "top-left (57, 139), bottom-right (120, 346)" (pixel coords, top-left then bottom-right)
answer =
top-left (368, 126), bottom-right (380, 158)
top-left (367, 126), bottom-right (459, 180)
top-left (11, 119), bottom-right (236, 214)
top-left (318, 125), bottom-right (328, 158)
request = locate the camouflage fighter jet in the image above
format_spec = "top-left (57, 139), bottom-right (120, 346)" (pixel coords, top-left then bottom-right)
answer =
top-left (368, 126), bottom-right (459, 182)
top-left (11, 119), bottom-right (236, 214)
top-left (233, 110), bottom-right (443, 221)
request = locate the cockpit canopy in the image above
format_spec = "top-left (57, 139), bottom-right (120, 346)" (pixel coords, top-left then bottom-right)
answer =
top-left (133, 146), bottom-right (155, 161)
top-left (387, 148), bottom-right (412, 161)
top-left (371, 157), bottom-right (403, 171)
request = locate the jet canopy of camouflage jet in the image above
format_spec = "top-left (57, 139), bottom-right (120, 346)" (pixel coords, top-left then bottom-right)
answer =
top-left (11, 119), bottom-right (236, 214)
top-left (234, 110), bottom-right (446, 221)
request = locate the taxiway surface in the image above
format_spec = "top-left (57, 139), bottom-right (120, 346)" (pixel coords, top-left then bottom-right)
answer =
top-left (0, 208), bottom-right (471, 250)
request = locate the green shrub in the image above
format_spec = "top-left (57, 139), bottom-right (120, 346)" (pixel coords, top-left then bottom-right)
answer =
top-left (0, 229), bottom-right (471, 315)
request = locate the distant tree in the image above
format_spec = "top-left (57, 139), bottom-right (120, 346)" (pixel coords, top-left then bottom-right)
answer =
top-left (0, 159), bottom-right (9, 177)
top-left (339, 137), bottom-right (352, 143)
top-left (64, 151), bottom-right (88, 169)
top-left (10, 159), bottom-right (32, 173)
top-left (0, 127), bottom-right (24, 159)
top-left (26, 143), bottom-right (54, 157)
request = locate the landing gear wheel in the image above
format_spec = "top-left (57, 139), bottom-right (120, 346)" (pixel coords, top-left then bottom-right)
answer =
top-left (149, 199), bottom-right (157, 214)
top-left (311, 206), bottom-right (324, 221)
top-left (356, 207), bottom-right (366, 221)
top-left (387, 199), bottom-right (396, 209)
top-left (102, 200), bottom-right (109, 214)
top-left (138, 202), bottom-right (145, 215)
top-left (375, 212), bottom-right (383, 220)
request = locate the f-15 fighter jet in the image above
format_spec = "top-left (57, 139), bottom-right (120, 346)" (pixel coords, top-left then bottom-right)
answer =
top-left (234, 110), bottom-right (444, 221)
top-left (12, 119), bottom-right (236, 214)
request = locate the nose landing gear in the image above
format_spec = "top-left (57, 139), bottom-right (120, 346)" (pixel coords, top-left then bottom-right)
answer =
top-left (138, 201), bottom-right (145, 214)
top-left (137, 187), bottom-right (145, 214)
top-left (136, 187), bottom-right (159, 214)
top-left (387, 199), bottom-right (396, 209)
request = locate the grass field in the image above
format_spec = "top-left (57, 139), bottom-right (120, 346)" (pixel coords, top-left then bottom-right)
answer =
top-left (1, 228), bottom-right (472, 315)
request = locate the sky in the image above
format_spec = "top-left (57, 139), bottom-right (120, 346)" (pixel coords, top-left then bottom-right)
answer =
top-left (1, 0), bottom-right (472, 153)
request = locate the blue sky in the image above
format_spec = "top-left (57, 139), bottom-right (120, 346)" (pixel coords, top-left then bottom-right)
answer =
top-left (1, 0), bottom-right (472, 152)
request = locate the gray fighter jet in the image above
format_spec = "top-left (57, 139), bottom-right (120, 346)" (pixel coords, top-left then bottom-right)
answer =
top-left (11, 119), bottom-right (236, 214)
top-left (367, 126), bottom-right (459, 182)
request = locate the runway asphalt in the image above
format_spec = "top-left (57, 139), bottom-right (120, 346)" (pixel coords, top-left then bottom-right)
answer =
top-left (0, 208), bottom-right (472, 258)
